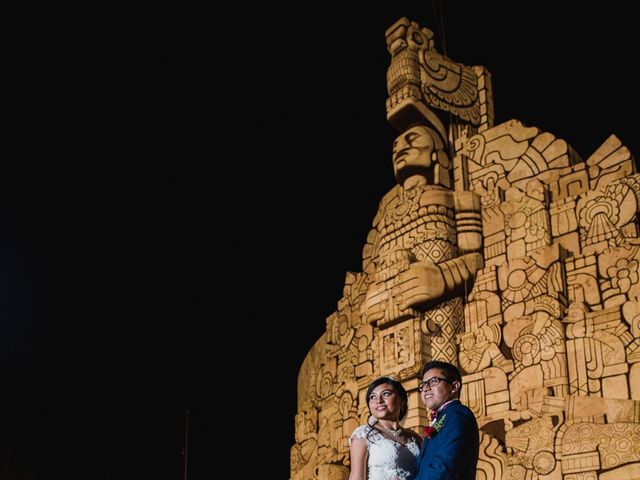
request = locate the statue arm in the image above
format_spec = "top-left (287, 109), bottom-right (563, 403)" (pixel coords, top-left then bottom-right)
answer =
top-left (397, 252), bottom-right (483, 311)
top-left (454, 190), bottom-right (483, 254)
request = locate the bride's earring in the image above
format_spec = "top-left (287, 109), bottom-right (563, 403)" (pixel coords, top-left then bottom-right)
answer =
top-left (367, 414), bottom-right (378, 426)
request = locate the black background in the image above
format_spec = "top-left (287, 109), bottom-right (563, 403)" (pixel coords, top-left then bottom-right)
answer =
top-left (2, 1), bottom-right (639, 478)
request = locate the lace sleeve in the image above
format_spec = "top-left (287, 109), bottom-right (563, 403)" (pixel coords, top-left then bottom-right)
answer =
top-left (348, 424), bottom-right (371, 446)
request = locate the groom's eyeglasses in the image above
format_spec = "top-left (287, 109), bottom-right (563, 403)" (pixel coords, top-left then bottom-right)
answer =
top-left (417, 377), bottom-right (452, 392)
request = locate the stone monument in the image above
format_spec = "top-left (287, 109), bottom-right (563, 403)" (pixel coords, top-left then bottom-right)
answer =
top-left (291, 16), bottom-right (640, 480)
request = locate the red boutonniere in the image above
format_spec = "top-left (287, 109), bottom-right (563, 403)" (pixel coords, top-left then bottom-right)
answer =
top-left (424, 413), bottom-right (446, 439)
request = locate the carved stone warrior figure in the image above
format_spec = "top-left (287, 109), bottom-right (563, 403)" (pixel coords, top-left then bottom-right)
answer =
top-left (361, 123), bottom-right (483, 366)
top-left (292, 16), bottom-right (640, 480)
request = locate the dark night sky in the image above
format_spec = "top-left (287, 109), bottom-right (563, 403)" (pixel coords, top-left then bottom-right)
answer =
top-left (2, 2), bottom-right (639, 479)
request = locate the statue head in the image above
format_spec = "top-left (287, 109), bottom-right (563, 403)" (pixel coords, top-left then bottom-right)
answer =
top-left (392, 124), bottom-right (451, 188)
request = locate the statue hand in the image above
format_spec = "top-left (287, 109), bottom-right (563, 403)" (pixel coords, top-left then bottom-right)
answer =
top-left (395, 261), bottom-right (445, 311)
top-left (361, 282), bottom-right (389, 323)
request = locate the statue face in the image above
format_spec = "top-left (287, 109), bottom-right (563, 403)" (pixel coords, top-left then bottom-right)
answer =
top-left (392, 125), bottom-right (436, 180)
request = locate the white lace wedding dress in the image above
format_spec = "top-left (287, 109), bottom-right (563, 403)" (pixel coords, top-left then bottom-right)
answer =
top-left (349, 424), bottom-right (420, 480)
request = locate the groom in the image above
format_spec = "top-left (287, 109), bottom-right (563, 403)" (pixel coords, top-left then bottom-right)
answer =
top-left (414, 360), bottom-right (479, 480)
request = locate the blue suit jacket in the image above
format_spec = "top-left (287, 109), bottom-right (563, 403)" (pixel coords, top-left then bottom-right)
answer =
top-left (414, 400), bottom-right (479, 480)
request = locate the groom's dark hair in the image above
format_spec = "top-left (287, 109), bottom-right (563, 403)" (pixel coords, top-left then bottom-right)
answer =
top-left (420, 360), bottom-right (462, 385)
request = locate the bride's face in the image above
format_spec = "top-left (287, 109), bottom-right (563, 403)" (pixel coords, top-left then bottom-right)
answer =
top-left (368, 383), bottom-right (402, 421)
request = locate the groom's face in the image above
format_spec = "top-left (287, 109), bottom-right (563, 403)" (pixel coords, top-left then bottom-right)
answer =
top-left (420, 367), bottom-right (459, 411)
